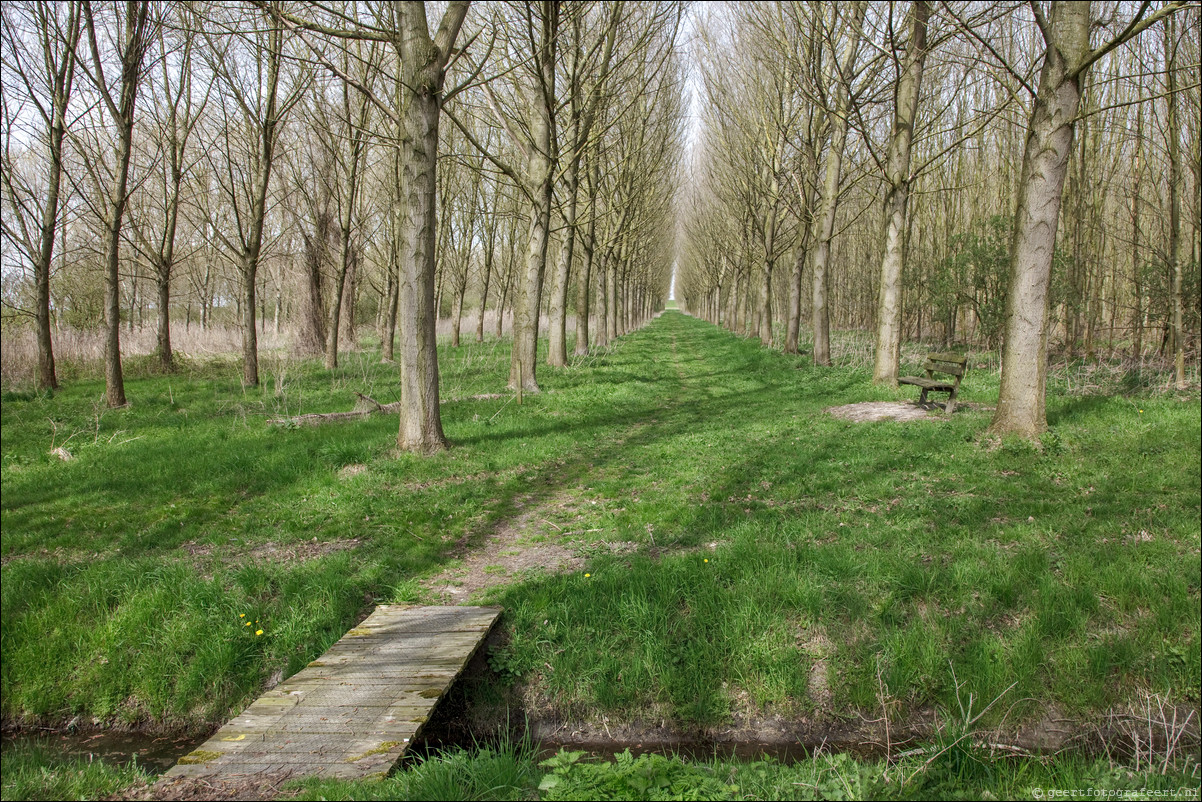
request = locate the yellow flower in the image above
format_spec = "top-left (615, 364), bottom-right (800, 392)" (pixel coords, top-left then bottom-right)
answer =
top-left (245, 621), bottom-right (252, 627)
top-left (704, 558), bottom-right (709, 563)
top-left (584, 573), bottom-right (591, 578)
top-left (239, 613), bottom-right (246, 618)
top-left (255, 629), bottom-right (264, 636)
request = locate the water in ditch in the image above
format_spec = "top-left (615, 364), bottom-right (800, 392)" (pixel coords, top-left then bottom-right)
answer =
top-left (1, 728), bottom-right (207, 774)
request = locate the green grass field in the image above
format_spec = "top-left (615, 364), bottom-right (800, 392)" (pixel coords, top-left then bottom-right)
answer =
top-left (2, 311), bottom-right (1199, 798)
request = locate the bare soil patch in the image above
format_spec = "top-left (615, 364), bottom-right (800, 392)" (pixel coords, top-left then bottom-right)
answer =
top-left (179, 538), bottom-right (360, 578)
top-left (422, 492), bottom-right (586, 603)
top-left (337, 463), bottom-right (367, 480)
top-left (124, 771), bottom-right (299, 801)
top-left (827, 401), bottom-right (941, 422)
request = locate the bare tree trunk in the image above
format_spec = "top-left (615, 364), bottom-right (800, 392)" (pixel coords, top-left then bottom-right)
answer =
top-left (991, 3), bottom-right (1090, 437)
top-left (547, 163), bottom-right (578, 366)
top-left (511, 165), bottom-right (553, 390)
top-left (811, 1), bottom-right (864, 368)
top-left (299, 216), bottom-right (329, 354)
top-left (273, 266), bottom-right (282, 335)
top-left (240, 254), bottom-right (259, 386)
top-left (394, 76), bottom-right (446, 450)
top-left (325, 236), bottom-right (351, 368)
top-left (155, 269), bottom-right (171, 366)
top-left (382, 258), bottom-right (397, 361)
top-left (785, 230), bottom-right (809, 353)
top-left (1132, 102), bottom-right (1143, 359)
top-left (510, 1), bottom-right (558, 393)
top-left (476, 222), bottom-right (493, 342)
top-left (758, 181), bottom-right (778, 347)
top-left (28, 3), bottom-right (81, 390)
top-left (1166, 13), bottom-right (1186, 389)
top-left (451, 263), bottom-right (466, 347)
top-left (393, 1), bottom-right (467, 452)
top-left (873, 0), bottom-right (929, 386)
top-left (496, 229), bottom-right (514, 339)
top-left (574, 224), bottom-right (595, 356)
top-left (594, 252), bottom-right (609, 348)
top-left (606, 251), bottom-right (618, 341)
top-left (86, 0), bottom-right (153, 407)
top-left (574, 141), bottom-right (601, 356)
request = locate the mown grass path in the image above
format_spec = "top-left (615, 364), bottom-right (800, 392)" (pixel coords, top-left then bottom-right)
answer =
top-left (2, 312), bottom-right (1198, 740)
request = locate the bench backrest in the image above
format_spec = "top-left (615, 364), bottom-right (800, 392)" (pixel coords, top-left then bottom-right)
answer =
top-left (925, 352), bottom-right (966, 382)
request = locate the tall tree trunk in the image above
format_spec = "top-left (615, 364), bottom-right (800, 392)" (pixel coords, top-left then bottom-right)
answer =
top-left (30, 2), bottom-right (81, 390)
top-left (872, 0), bottom-right (929, 385)
top-left (155, 267), bottom-right (171, 367)
top-left (496, 232), bottom-right (513, 339)
top-left (574, 225), bottom-right (595, 355)
top-left (605, 246), bottom-right (615, 343)
top-left (235, 9), bottom-right (289, 388)
top-left (991, 3), bottom-right (1091, 438)
top-left (87, 0), bottom-right (153, 407)
top-left (509, 1), bottom-right (558, 393)
top-left (299, 219), bottom-right (329, 354)
top-left (594, 252), bottom-right (609, 348)
top-left (451, 266), bottom-right (466, 347)
top-left (574, 136), bottom-right (602, 356)
top-left (476, 225), bottom-right (493, 342)
top-left (1166, 13), bottom-right (1186, 389)
top-left (1132, 102), bottom-right (1143, 359)
top-left (394, 73), bottom-right (446, 450)
top-left (382, 259), bottom-right (398, 362)
top-left (759, 182), bottom-right (778, 347)
top-left (392, 1), bottom-right (466, 452)
top-left (240, 254), bottom-right (259, 387)
top-left (511, 164), bottom-right (554, 390)
top-left (811, 1), bottom-right (865, 367)
top-left (547, 162), bottom-right (578, 366)
top-left (325, 242), bottom-right (350, 368)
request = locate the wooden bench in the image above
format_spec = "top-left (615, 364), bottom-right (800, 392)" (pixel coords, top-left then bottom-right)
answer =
top-left (899, 352), bottom-right (967, 413)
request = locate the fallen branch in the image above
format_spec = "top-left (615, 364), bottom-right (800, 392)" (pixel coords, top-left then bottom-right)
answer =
top-left (267, 393), bottom-right (402, 427)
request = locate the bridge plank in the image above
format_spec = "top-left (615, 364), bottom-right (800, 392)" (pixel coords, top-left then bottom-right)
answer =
top-left (162, 605), bottom-right (501, 785)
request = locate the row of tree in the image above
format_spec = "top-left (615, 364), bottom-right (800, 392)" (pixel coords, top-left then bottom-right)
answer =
top-left (676, 1), bottom-right (1199, 437)
top-left (1, 0), bottom-right (683, 451)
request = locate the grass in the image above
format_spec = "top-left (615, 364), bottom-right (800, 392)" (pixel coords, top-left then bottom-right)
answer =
top-left (285, 742), bottom-right (1201, 801)
top-left (1, 312), bottom-right (1199, 789)
top-left (0, 739), bottom-right (151, 801)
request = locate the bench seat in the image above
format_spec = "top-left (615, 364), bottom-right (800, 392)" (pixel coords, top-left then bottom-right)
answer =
top-left (899, 352), bottom-right (966, 413)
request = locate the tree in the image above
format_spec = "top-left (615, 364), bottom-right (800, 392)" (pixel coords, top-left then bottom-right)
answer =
top-left (204, 1), bottom-right (304, 388)
top-left (872, 0), bottom-right (930, 385)
top-left (0, 0), bottom-right (83, 390)
top-left (1165, 11), bottom-right (1186, 389)
top-left (810, 1), bottom-right (866, 367)
top-left (546, 2), bottom-right (621, 366)
top-left (989, 1), bottom-right (1183, 438)
top-left (127, 4), bottom-right (207, 371)
top-left (79, 0), bottom-right (156, 407)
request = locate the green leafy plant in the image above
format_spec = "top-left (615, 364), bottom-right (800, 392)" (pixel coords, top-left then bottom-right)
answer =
top-left (537, 749), bottom-right (736, 801)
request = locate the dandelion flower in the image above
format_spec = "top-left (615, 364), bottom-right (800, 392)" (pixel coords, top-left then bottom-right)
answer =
top-left (704, 559), bottom-right (709, 563)
top-left (239, 613), bottom-right (246, 618)
top-left (255, 629), bottom-right (263, 636)
top-left (584, 573), bottom-right (591, 578)
top-left (245, 621), bottom-right (252, 627)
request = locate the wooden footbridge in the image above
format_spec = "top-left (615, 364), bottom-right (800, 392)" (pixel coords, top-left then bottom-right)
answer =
top-left (162, 605), bottom-right (501, 784)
